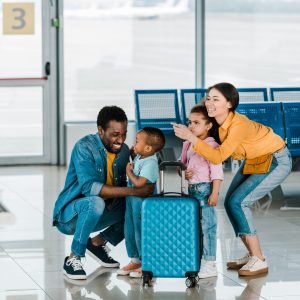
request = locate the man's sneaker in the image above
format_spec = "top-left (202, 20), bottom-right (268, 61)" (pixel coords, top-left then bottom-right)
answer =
top-left (129, 267), bottom-right (142, 278)
top-left (117, 261), bottom-right (141, 276)
top-left (227, 253), bottom-right (251, 269)
top-left (63, 256), bottom-right (87, 280)
top-left (238, 256), bottom-right (268, 276)
top-left (86, 238), bottom-right (119, 268)
top-left (198, 260), bottom-right (218, 279)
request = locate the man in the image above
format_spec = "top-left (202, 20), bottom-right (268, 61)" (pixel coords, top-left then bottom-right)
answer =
top-left (53, 106), bottom-right (153, 280)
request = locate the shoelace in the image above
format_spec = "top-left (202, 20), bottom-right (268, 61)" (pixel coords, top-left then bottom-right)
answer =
top-left (102, 244), bottom-right (114, 260)
top-left (67, 257), bottom-right (84, 271)
top-left (236, 253), bottom-right (250, 263)
top-left (245, 256), bottom-right (258, 269)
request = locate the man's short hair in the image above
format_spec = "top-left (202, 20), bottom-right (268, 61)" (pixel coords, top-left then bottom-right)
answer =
top-left (140, 127), bottom-right (165, 152)
top-left (97, 106), bottom-right (128, 130)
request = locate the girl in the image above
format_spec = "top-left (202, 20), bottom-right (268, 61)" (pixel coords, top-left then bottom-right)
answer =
top-left (174, 83), bottom-right (292, 276)
top-left (179, 105), bottom-right (223, 278)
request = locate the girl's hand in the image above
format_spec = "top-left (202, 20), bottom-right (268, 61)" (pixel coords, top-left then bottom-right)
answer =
top-left (208, 194), bottom-right (218, 206)
top-left (126, 162), bottom-right (134, 175)
top-left (185, 169), bottom-right (194, 180)
top-left (172, 123), bottom-right (197, 143)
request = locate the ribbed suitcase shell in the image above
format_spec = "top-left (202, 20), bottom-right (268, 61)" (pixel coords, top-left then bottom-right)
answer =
top-left (141, 195), bottom-right (200, 277)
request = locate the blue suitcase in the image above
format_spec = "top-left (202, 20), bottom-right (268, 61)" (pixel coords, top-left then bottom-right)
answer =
top-left (141, 161), bottom-right (203, 288)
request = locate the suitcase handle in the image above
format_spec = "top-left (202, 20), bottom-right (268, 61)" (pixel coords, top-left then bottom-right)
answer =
top-left (159, 161), bottom-right (186, 171)
top-left (159, 161), bottom-right (186, 195)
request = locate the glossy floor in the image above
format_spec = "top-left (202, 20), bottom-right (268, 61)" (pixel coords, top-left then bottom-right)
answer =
top-left (0, 166), bottom-right (299, 300)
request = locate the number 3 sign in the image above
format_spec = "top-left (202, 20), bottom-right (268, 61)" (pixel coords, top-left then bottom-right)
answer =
top-left (3, 3), bottom-right (35, 35)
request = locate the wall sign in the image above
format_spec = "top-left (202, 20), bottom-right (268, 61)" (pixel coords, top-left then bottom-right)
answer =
top-left (3, 3), bottom-right (35, 35)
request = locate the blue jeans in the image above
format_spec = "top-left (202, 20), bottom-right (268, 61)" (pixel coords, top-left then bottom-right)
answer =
top-left (224, 147), bottom-right (292, 236)
top-left (56, 196), bottom-right (125, 257)
top-left (124, 196), bottom-right (143, 259)
top-left (189, 183), bottom-right (217, 261)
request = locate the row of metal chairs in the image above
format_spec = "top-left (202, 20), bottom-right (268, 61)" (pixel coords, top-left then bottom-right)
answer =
top-left (134, 88), bottom-right (300, 157)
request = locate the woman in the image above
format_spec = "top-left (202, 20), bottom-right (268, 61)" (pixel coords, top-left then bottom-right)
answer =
top-left (173, 83), bottom-right (292, 276)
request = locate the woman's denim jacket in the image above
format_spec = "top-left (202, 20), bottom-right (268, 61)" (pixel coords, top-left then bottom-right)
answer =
top-left (52, 133), bottom-right (130, 226)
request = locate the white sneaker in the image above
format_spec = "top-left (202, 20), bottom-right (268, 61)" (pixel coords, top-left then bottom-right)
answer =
top-left (198, 260), bottom-right (218, 279)
top-left (238, 256), bottom-right (268, 276)
top-left (227, 253), bottom-right (251, 269)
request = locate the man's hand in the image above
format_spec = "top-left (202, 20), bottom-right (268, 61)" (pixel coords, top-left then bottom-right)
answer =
top-left (126, 162), bottom-right (134, 176)
top-left (185, 169), bottom-right (193, 180)
top-left (132, 184), bottom-right (155, 197)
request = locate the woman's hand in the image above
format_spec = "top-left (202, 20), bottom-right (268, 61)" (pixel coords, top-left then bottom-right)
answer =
top-left (172, 123), bottom-right (198, 144)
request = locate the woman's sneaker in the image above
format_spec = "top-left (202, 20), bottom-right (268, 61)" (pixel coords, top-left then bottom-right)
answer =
top-left (198, 260), bottom-right (218, 279)
top-left (63, 256), bottom-right (86, 280)
top-left (227, 253), bottom-right (251, 269)
top-left (238, 256), bottom-right (268, 276)
top-left (129, 267), bottom-right (142, 278)
top-left (117, 261), bottom-right (141, 276)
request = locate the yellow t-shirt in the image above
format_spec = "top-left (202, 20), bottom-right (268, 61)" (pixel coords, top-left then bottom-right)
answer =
top-left (193, 111), bottom-right (285, 164)
top-left (106, 151), bottom-right (116, 186)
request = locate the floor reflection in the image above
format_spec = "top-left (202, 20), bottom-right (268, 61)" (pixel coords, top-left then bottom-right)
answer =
top-left (0, 166), bottom-right (300, 299)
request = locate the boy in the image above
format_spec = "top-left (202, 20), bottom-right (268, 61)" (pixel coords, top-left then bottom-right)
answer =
top-left (117, 127), bottom-right (165, 278)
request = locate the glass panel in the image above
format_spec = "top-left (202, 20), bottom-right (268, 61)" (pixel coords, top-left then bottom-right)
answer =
top-left (0, 0), bottom-right (42, 78)
top-left (64, 0), bottom-right (195, 121)
top-left (0, 87), bottom-right (43, 156)
top-left (206, 0), bottom-right (300, 87)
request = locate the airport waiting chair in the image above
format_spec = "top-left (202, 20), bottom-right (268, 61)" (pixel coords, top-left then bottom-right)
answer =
top-left (236, 102), bottom-right (285, 139)
top-left (180, 88), bottom-right (206, 124)
top-left (134, 89), bottom-right (182, 162)
top-left (237, 88), bottom-right (268, 103)
top-left (270, 87), bottom-right (300, 102)
top-left (134, 89), bottom-right (181, 135)
top-left (282, 102), bottom-right (300, 157)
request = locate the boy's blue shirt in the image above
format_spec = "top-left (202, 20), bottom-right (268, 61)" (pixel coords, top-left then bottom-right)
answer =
top-left (53, 132), bottom-right (130, 225)
top-left (128, 154), bottom-right (159, 187)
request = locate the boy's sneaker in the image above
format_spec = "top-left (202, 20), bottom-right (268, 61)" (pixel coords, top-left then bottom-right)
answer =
top-left (238, 256), bottom-right (268, 276)
top-left (129, 267), bottom-right (142, 278)
top-left (227, 253), bottom-right (251, 269)
top-left (63, 256), bottom-right (86, 280)
top-left (117, 261), bottom-right (141, 276)
top-left (198, 260), bottom-right (218, 279)
top-left (86, 238), bottom-right (119, 268)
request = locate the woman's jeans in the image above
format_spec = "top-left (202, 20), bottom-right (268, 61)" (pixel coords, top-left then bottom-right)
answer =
top-left (189, 183), bottom-right (217, 261)
top-left (224, 147), bottom-right (292, 237)
top-left (56, 196), bottom-right (125, 257)
top-left (124, 196), bottom-right (143, 259)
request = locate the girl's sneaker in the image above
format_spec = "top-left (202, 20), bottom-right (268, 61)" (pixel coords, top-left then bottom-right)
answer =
top-left (129, 267), bottom-right (142, 278)
top-left (198, 260), bottom-right (218, 279)
top-left (117, 261), bottom-right (141, 276)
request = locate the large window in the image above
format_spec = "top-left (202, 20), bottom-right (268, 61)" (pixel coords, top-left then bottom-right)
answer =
top-left (64, 0), bottom-right (195, 121)
top-left (206, 0), bottom-right (300, 88)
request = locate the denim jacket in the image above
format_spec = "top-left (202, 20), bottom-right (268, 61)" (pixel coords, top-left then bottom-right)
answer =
top-left (52, 133), bottom-right (130, 225)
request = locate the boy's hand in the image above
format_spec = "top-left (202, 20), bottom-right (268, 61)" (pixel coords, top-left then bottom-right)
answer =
top-left (185, 169), bottom-right (193, 180)
top-left (208, 193), bottom-right (218, 206)
top-left (126, 162), bottom-right (134, 175)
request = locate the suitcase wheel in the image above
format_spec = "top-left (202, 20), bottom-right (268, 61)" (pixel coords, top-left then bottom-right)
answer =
top-left (186, 276), bottom-right (197, 288)
top-left (142, 274), bottom-right (152, 287)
